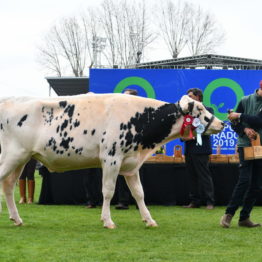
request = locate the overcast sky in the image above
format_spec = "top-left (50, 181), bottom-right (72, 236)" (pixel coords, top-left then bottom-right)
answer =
top-left (0, 0), bottom-right (262, 97)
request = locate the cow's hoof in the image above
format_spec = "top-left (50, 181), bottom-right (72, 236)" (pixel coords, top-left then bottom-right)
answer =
top-left (146, 221), bottom-right (158, 227)
top-left (104, 223), bottom-right (116, 229)
top-left (10, 217), bottom-right (23, 226)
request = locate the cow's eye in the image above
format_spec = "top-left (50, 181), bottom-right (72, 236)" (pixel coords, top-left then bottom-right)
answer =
top-left (197, 106), bottom-right (203, 111)
top-left (204, 116), bottom-right (210, 122)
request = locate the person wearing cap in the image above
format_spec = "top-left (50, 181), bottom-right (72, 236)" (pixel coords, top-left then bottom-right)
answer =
top-left (220, 80), bottom-right (262, 228)
top-left (182, 88), bottom-right (215, 210)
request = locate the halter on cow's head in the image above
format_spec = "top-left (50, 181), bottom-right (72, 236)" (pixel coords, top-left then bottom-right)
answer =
top-left (177, 95), bottom-right (224, 136)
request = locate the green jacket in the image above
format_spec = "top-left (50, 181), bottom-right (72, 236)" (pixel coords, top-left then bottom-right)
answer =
top-left (237, 90), bottom-right (262, 147)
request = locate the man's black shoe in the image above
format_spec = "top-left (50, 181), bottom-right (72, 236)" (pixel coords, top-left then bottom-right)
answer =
top-left (115, 203), bottom-right (129, 210)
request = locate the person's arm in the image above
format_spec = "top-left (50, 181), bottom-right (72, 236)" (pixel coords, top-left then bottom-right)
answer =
top-left (229, 100), bottom-right (246, 136)
top-left (228, 100), bottom-right (258, 140)
top-left (238, 112), bottom-right (262, 128)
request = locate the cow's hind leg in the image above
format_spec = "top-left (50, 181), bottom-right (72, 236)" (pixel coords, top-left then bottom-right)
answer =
top-left (100, 165), bottom-right (119, 229)
top-left (2, 165), bottom-right (25, 225)
top-left (125, 172), bottom-right (158, 227)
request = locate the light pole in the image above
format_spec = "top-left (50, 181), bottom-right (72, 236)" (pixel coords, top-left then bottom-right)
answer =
top-left (92, 36), bottom-right (107, 68)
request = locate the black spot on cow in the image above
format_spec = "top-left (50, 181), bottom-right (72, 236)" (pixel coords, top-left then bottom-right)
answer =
top-left (68, 153), bottom-right (70, 157)
top-left (61, 119), bottom-right (68, 132)
top-left (114, 161), bottom-right (116, 165)
top-left (0, 123), bottom-right (3, 130)
top-left (108, 142), bottom-right (117, 156)
top-left (204, 116), bottom-right (210, 123)
top-left (64, 131), bottom-right (68, 137)
top-left (101, 138), bottom-right (104, 143)
top-left (103, 131), bottom-right (106, 135)
top-left (56, 125), bottom-right (60, 133)
top-left (17, 114), bottom-right (28, 127)
top-left (59, 101), bottom-right (67, 108)
top-left (46, 137), bottom-right (57, 152)
top-left (64, 104), bottom-right (75, 118)
top-left (125, 131), bottom-right (133, 147)
top-left (91, 129), bottom-right (96, 136)
top-left (42, 108), bottom-right (54, 125)
top-left (83, 130), bottom-right (88, 135)
top-left (188, 101), bottom-right (194, 114)
top-left (121, 103), bottom-right (181, 150)
top-left (60, 137), bottom-right (71, 150)
top-left (73, 119), bottom-right (80, 128)
top-left (75, 147), bottom-right (83, 155)
top-left (119, 133), bottom-right (124, 139)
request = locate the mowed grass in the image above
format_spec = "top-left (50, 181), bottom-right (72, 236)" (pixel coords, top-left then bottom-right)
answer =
top-left (1, 172), bottom-right (262, 262)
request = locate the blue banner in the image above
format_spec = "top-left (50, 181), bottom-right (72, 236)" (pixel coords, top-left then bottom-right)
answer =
top-left (90, 69), bottom-right (262, 155)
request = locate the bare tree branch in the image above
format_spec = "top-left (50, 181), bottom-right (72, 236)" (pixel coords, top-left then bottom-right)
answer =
top-left (156, 0), bottom-right (190, 58)
top-left (99, 0), bottom-right (155, 66)
top-left (186, 5), bottom-right (225, 56)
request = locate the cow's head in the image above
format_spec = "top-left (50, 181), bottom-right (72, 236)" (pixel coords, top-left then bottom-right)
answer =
top-left (178, 95), bottom-right (224, 134)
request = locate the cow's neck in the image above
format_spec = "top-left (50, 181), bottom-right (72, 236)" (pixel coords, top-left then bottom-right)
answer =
top-left (122, 103), bottom-right (183, 152)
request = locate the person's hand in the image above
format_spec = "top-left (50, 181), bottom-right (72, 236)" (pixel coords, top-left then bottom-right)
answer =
top-left (181, 136), bottom-right (195, 141)
top-left (228, 112), bottom-right (241, 121)
top-left (244, 128), bottom-right (257, 140)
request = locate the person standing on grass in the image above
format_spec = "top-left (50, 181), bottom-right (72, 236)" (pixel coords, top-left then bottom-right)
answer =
top-left (19, 158), bottom-right (37, 204)
top-left (220, 80), bottom-right (262, 228)
top-left (182, 88), bottom-right (215, 210)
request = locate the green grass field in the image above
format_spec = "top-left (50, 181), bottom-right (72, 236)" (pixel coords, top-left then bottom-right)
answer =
top-left (1, 172), bottom-right (262, 262)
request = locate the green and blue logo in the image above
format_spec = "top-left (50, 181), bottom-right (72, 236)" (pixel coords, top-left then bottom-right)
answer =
top-left (203, 78), bottom-right (244, 121)
top-left (114, 76), bottom-right (156, 98)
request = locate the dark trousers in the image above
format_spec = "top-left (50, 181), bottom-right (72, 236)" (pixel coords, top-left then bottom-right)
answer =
top-left (185, 154), bottom-right (214, 206)
top-left (83, 168), bottom-right (102, 206)
top-left (225, 147), bottom-right (262, 221)
top-left (19, 159), bottom-right (37, 180)
top-left (116, 175), bottom-right (130, 205)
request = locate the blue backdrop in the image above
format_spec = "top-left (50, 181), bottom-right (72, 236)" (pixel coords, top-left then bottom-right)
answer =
top-left (89, 69), bottom-right (262, 155)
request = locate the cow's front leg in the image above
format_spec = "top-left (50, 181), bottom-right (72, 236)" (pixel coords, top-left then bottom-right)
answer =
top-left (125, 172), bottom-right (158, 227)
top-left (101, 165), bottom-right (118, 229)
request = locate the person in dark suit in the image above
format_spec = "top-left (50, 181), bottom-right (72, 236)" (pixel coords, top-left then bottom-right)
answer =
top-left (183, 88), bottom-right (215, 209)
top-left (84, 168), bottom-right (102, 208)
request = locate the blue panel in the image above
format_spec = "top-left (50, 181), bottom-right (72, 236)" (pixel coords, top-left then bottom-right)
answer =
top-left (90, 69), bottom-right (262, 155)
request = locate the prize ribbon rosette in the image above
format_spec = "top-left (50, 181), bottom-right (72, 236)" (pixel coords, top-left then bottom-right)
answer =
top-left (180, 115), bottom-right (194, 139)
top-left (192, 117), bottom-right (204, 146)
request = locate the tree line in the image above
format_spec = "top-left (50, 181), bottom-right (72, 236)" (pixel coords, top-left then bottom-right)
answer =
top-left (37, 0), bottom-right (225, 77)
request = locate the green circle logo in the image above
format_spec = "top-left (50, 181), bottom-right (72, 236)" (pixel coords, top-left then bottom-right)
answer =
top-left (114, 76), bottom-right (156, 98)
top-left (203, 78), bottom-right (244, 121)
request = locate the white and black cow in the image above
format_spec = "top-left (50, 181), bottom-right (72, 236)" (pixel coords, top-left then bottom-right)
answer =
top-left (0, 94), bottom-right (224, 228)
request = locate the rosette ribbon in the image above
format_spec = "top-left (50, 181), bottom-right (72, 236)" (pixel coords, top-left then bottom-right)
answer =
top-left (180, 115), bottom-right (195, 138)
top-left (195, 123), bottom-right (205, 146)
